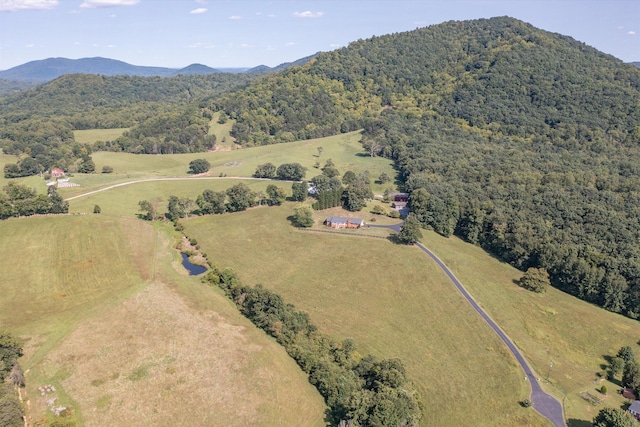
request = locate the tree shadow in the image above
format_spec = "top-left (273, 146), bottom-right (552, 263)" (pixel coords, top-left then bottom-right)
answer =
top-left (566, 419), bottom-right (592, 427)
top-left (286, 214), bottom-right (298, 227)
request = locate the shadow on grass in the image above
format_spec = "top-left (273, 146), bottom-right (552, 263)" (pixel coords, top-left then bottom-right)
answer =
top-left (566, 419), bottom-right (592, 427)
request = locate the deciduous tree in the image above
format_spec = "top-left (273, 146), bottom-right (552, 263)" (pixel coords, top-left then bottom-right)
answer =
top-left (397, 214), bottom-right (422, 244)
top-left (519, 268), bottom-right (550, 293)
top-left (188, 158), bottom-right (211, 174)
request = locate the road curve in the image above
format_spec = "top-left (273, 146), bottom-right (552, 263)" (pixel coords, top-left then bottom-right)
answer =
top-left (414, 242), bottom-right (566, 427)
top-left (63, 176), bottom-right (296, 201)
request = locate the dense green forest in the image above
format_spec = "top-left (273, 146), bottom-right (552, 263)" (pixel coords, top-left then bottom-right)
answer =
top-left (363, 109), bottom-right (640, 317)
top-left (214, 17), bottom-right (640, 147)
top-left (211, 16), bottom-right (640, 317)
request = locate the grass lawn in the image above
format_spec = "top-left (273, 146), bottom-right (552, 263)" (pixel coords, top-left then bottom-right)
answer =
top-left (0, 214), bottom-right (326, 426)
top-left (73, 128), bottom-right (129, 144)
top-left (185, 205), bottom-right (549, 427)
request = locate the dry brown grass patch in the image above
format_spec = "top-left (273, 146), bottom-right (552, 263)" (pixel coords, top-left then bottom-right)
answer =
top-left (40, 282), bottom-right (325, 426)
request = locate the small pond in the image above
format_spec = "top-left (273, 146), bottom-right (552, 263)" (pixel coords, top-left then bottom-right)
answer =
top-left (181, 253), bottom-right (207, 276)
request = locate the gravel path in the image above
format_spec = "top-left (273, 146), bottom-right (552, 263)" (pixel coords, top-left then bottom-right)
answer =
top-left (63, 176), bottom-right (294, 201)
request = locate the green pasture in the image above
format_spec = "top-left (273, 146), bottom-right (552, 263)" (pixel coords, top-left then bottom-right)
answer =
top-left (420, 230), bottom-right (640, 424)
top-left (184, 205), bottom-right (548, 427)
top-left (207, 112), bottom-right (237, 148)
top-left (57, 130), bottom-right (396, 198)
top-left (0, 214), bottom-right (326, 425)
top-left (73, 128), bottom-right (129, 143)
top-left (67, 178), bottom-right (285, 217)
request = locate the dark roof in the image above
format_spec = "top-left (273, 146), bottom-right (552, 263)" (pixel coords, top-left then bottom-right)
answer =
top-left (326, 216), bottom-right (364, 225)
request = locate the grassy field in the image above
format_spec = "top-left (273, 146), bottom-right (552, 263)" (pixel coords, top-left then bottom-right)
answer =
top-left (184, 205), bottom-right (548, 427)
top-left (184, 204), bottom-right (640, 426)
top-left (73, 128), bottom-right (129, 144)
top-left (0, 215), bottom-right (326, 426)
top-left (420, 231), bottom-right (640, 425)
top-left (67, 178), bottom-right (285, 217)
top-left (207, 112), bottom-right (237, 149)
top-left (56, 131), bottom-right (396, 198)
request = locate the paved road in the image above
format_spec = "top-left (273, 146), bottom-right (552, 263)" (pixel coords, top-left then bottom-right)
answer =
top-left (414, 241), bottom-right (566, 427)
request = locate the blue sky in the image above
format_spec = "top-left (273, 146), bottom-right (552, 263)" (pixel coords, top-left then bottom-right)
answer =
top-left (0, 0), bottom-right (638, 70)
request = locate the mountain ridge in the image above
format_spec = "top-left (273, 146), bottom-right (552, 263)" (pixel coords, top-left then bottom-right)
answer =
top-left (0, 54), bottom-right (318, 83)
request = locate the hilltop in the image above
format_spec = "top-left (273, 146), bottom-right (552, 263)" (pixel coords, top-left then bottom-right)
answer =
top-left (210, 16), bottom-right (640, 318)
top-left (214, 16), bottom-right (640, 145)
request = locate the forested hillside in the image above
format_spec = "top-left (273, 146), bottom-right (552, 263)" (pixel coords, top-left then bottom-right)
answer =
top-left (212, 16), bottom-right (640, 317)
top-left (215, 16), bottom-right (640, 147)
top-left (0, 73), bottom-right (255, 168)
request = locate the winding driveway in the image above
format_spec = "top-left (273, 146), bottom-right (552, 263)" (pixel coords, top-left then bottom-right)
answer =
top-left (370, 222), bottom-right (565, 426)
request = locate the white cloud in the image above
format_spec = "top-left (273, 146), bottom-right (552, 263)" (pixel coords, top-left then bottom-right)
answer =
top-left (266, 45), bottom-right (276, 51)
top-left (190, 7), bottom-right (206, 14)
top-left (267, 13), bottom-right (275, 18)
top-left (239, 43), bottom-right (252, 48)
top-left (195, 0), bottom-right (206, 3)
top-left (229, 15), bottom-right (241, 20)
top-left (80, 0), bottom-right (139, 8)
top-left (108, 13), bottom-right (116, 17)
top-left (285, 42), bottom-right (295, 46)
top-left (187, 42), bottom-right (214, 49)
top-left (107, 44), bottom-right (115, 48)
top-left (25, 43), bottom-right (35, 48)
top-left (0, 0), bottom-right (58, 11)
top-left (330, 43), bottom-right (341, 48)
top-left (293, 11), bottom-right (324, 18)
top-left (628, 31), bottom-right (636, 35)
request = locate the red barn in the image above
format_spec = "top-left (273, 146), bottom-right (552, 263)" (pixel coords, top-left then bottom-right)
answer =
top-left (50, 168), bottom-right (65, 178)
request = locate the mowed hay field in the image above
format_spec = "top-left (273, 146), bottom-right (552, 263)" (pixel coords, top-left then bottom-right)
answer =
top-left (58, 130), bottom-right (396, 199)
top-left (185, 206), bottom-right (548, 427)
top-left (0, 215), bottom-right (326, 426)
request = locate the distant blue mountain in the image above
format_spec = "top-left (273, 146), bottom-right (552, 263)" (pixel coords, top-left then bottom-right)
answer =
top-left (170, 63), bottom-right (220, 76)
top-left (0, 57), bottom-right (220, 82)
top-left (631, 62), bottom-right (640, 69)
top-left (0, 54), bottom-right (319, 84)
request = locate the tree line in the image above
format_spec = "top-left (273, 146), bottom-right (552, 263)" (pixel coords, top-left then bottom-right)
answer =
top-left (202, 266), bottom-right (422, 426)
top-left (0, 183), bottom-right (68, 220)
top-left (138, 182), bottom-right (295, 221)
